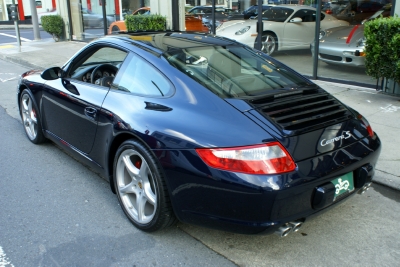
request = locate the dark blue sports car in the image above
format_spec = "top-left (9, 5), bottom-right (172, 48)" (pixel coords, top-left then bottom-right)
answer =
top-left (17, 32), bottom-right (381, 236)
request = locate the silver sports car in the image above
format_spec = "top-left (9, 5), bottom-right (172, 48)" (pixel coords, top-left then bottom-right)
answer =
top-left (312, 24), bottom-right (366, 67)
top-left (311, 4), bottom-right (391, 67)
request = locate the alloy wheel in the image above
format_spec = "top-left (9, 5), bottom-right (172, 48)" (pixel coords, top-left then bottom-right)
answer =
top-left (21, 94), bottom-right (38, 141)
top-left (115, 149), bottom-right (157, 224)
top-left (261, 34), bottom-right (277, 55)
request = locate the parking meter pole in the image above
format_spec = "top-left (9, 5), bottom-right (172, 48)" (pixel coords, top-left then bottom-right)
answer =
top-left (29, 0), bottom-right (41, 40)
top-left (14, 20), bottom-right (21, 52)
top-left (312, 2), bottom-right (322, 79)
top-left (11, 0), bottom-right (21, 52)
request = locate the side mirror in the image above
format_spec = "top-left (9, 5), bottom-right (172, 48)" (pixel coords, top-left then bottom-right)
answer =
top-left (41, 67), bottom-right (63, 80)
top-left (289, 17), bottom-right (303, 23)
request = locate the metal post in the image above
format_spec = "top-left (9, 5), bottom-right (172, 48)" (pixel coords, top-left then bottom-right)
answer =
top-left (102, 0), bottom-right (107, 35)
top-left (171, 0), bottom-right (179, 31)
top-left (312, 0), bottom-right (322, 80)
top-left (211, 0), bottom-right (215, 34)
top-left (255, 0), bottom-right (262, 51)
top-left (11, 0), bottom-right (21, 52)
top-left (29, 0), bottom-right (41, 40)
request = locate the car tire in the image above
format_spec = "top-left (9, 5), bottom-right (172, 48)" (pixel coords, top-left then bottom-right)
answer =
top-left (113, 139), bottom-right (176, 232)
top-left (20, 89), bottom-right (46, 144)
top-left (260, 33), bottom-right (277, 56)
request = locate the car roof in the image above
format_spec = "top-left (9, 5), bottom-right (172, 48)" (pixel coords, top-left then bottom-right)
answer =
top-left (269, 5), bottom-right (316, 11)
top-left (99, 32), bottom-right (237, 55)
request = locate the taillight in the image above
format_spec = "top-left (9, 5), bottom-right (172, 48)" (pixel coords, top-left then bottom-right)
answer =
top-left (357, 114), bottom-right (374, 137)
top-left (196, 142), bottom-right (296, 175)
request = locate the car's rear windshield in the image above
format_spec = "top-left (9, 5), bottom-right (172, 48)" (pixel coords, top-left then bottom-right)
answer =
top-left (163, 45), bottom-right (310, 98)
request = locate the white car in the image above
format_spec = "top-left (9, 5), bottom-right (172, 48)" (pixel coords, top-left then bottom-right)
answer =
top-left (216, 5), bottom-right (350, 55)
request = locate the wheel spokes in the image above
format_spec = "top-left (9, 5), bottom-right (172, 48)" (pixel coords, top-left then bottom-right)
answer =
top-left (21, 95), bottom-right (37, 140)
top-left (116, 149), bottom-right (157, 224)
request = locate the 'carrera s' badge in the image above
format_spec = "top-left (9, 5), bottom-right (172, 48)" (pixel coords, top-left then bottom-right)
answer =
top-left (320, 131), bottom-right (352, 146)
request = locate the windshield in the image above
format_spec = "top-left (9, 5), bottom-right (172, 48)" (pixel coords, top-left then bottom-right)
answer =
top-left (164, 45), bottom-right (311, 98)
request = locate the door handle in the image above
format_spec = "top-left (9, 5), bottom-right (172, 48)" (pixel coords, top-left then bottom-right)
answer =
top-left (84, 107), bottom-right (97, 119)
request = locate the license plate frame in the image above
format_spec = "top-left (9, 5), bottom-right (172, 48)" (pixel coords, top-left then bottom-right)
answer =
top-left (331, 172), bottom-right (354, 201)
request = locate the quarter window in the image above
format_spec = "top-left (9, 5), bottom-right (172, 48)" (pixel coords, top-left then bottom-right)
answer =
top-left (116, 55), bottom-right (172, 97)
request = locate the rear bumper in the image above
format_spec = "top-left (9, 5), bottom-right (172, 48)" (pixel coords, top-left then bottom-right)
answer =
top-left (160, 134), bottom-right (381, 234)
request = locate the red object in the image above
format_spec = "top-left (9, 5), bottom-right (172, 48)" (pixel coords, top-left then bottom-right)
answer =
top-left (52, 0), bottom-right (56, 9)
top-left (87, 0), bottom-right (92, 10)
top-left (346, 24), bottom-right (360, 44)
top-left (196, 143), bottom-right (296, 175)
top-left (17, 0), bottom-right (25, 20)
top-left (357, 114), bottom-right (374, 138)
top-left (114, 0), bottom-right (120, 15)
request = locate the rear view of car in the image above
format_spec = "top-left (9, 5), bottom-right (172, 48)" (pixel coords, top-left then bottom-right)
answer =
top-left (17, 32), bottom-right (381, 235)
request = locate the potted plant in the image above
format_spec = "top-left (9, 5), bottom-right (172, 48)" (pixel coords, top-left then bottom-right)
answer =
top-left (364, 15), bottom-right (400, 94)
top-left (41, 15), bottom-right (64, 42)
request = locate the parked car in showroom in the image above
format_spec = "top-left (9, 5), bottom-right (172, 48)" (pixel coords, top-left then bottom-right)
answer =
top-left (186, 5), bottom-right (233, 32)
top-left (17, 32), bottom-right (381, 236)
top-left (228, 5), bottom-right (272, 20)
top-left (81, 8), bottom-right (115, 28)
top-left (37, 8), bottom-right (57, 25)
top-left (312, 4), bottom-right (392, 67)
top-left (216, 5), bottom-right (349, 55)
top-left (108, 7), bottom-right (208, 34)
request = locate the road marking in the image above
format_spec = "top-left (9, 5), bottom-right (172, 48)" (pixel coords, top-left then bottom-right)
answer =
top-left (0, 77), bottom-right (17, 82)
top-left (380, 104), bottom-right (400, 113)
top-left (0, 246), bottom-right (14, 267)
top-left (0, 33), bottom-right (32, 42)
top-left (0, 45), bottom-right (14, 49)
top-left (0, 73), bottom-right (18, 82)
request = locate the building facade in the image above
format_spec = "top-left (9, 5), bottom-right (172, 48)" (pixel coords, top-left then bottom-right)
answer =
top-left (0, 0), bottom-right (398, 88)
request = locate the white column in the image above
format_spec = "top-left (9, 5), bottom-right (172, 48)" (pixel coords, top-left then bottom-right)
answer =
top-left (149, 0), bottom-right (172, 30)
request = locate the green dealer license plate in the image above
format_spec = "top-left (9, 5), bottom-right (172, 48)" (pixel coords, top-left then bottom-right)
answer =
top-left (331, 172), bottom-right (354, 201)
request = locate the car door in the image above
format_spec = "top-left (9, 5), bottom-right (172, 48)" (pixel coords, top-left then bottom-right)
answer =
top-left (282, 9), bottom-right (318, 50)
top-left (41, 45), bottom-right (128, 154)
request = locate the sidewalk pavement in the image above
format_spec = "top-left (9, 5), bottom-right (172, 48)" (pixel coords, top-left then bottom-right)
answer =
top-left (1, 38), bottom-right (399, 191)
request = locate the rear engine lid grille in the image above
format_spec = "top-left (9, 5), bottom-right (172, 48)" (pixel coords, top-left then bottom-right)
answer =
top-left (251, 89), bottom-right (353, 136)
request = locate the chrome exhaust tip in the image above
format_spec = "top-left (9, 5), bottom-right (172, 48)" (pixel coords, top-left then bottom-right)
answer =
top-left (275, 225), bottom-right (292, 237)
top-left (358, 182), bottom-right (372, 195)
top-left (288, 221), bottom-right (303, 232)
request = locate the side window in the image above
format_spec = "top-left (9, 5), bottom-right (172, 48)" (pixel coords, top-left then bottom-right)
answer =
top-left (291, 9), bottom-right (316, 22)
top-left (262, 7), bottom-right (294, 22)
top-left (116, 55), bottom-right (172, 97)
top-left (68, 46), bottom-right (127, 86)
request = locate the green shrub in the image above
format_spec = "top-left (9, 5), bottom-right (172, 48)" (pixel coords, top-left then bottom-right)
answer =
top-left (125, 14), bottom-right (166, 32)
top-left (41, 15), bottom-right (64, 41)
top-left (364, 15), bottom-right (400, 82)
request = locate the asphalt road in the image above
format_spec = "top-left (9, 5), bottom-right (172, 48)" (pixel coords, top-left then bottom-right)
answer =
top-left (0, 28), bottom-right (105, 44)
top-left (1, 59), bottom-right (400, 266)
top-left (0, 29), bottom-right (53, 44)
top-left (0, 60), bottom-right (236, 267)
